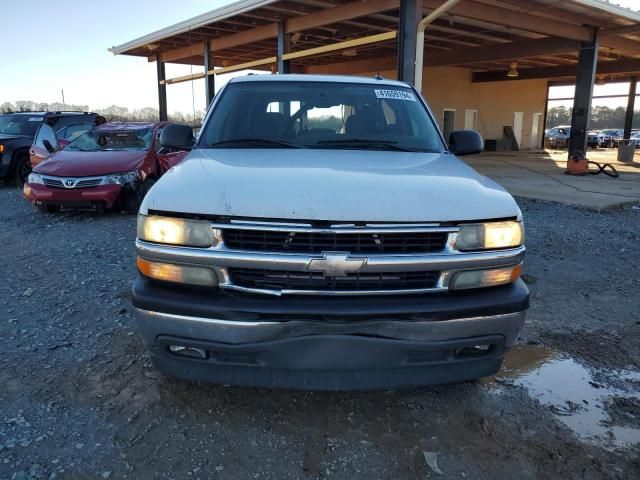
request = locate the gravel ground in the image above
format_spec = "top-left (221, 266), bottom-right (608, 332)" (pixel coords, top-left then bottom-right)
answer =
top-left (1, 184), bottom-right (639, 479)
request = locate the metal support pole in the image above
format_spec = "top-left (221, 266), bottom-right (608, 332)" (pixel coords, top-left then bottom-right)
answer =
top-left (623, 76), bottom-right (637, 140)
top-left (204, 40), bottom-right (215, 107)
top-left (541, 81), bottom-right (550, 149)
top-left (156, 54), bottom-right (168, 121)
top-left (398, 0), bottom-right (421, 84)
top-left (277, 21), bottom-right (290, 74)
top-left (568, 29), bottom-right (598, 157)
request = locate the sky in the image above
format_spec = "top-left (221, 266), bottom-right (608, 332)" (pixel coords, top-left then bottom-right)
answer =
top-left (1, 0), bottom-right (639, 115)
top-left (0, 0), bottom-right (232, 114)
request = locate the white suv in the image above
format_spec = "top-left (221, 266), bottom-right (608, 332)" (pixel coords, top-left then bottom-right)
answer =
top-left (132, 74), bottom-right (528, 390)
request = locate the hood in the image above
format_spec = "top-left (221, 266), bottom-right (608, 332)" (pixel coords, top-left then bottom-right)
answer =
top-left (34, 150), bottom-right (148, 177)
top-left (0, 133), bottom-right (31, 142)
top-left (142, 149), bottom-right (521, 223)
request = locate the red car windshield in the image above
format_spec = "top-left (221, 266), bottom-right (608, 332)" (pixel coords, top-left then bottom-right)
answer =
top-left (66, 128), bottom-right (152, 152)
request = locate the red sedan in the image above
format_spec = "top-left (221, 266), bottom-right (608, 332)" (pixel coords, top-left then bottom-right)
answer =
top-left (23, 122), bottom-right (190, 213)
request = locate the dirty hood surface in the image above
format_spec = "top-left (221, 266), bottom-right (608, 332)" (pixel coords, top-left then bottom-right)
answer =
top-left (142, 149), bottom-right (521, 223)
top-left (34, 150), bottom-right (147, 177)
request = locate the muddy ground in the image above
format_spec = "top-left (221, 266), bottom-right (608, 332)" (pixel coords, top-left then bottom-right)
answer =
top-left (0, 185), bottom-right (639, 479)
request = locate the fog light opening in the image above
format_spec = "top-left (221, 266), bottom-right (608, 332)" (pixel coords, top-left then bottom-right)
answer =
top-left (168, 345), bottom-right (208, 359)
top-left (455, 344), bottom-right (495, 358)
top-left (472, 344), bottom-right (491, 351)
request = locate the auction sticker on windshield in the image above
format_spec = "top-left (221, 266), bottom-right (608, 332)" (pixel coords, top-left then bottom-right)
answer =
top-left (374, 89), bottom-right (416, 101)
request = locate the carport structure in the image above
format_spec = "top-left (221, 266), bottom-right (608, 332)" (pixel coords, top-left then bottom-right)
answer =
top-left (110, 0), bottom-right (640, 154)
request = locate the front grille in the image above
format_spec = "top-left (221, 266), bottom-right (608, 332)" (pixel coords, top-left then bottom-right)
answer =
top-left (228, 268), bottom-right (440, 292)
top-left (75, 178), bottom-right (102, 188)
top-left (223, 229), bottom-right (448, 254)
top-left (40, 176), bottom-right (103, 189)
top-left (42, 178), bottom-right (64, 188)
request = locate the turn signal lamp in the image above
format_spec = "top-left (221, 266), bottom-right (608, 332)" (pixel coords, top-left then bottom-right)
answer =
top-left (137, 257), bottom-right (218, 287)
top-left (449, 265), bottom-right (522, 290)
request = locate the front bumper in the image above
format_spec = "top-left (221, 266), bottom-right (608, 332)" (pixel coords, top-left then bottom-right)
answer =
top-left (23, 183), bottom-right (123, 209)
top-left (132, 276), bottom-right (529, 390)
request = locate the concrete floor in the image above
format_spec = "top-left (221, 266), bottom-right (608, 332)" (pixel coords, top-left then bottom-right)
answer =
top-left (465, 148), bottom-right (640, 210)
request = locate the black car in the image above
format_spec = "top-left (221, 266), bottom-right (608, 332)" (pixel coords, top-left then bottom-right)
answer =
top-left (0, 111), bottom-right (103, 185)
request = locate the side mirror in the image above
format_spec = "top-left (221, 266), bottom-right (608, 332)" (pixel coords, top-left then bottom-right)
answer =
top-left (160, 124), bottom-right (195, 150)
top-left (448, 130), bottom-right (483, 156)
top-left (42, 139), bottom-right (56, 153)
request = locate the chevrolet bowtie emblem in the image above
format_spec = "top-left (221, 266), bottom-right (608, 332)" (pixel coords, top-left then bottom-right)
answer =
top-left (307, 252), bottom-right (366, 277)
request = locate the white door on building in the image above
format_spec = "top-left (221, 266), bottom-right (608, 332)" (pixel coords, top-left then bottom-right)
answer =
top-left (513, 112), bottom-right (524, 147)
top-left (530, 113), bottom-right (542, 149)
top-left (443, 109), bottom-right (456, 141)
top-left (464, 110), bottom-right (478, 130)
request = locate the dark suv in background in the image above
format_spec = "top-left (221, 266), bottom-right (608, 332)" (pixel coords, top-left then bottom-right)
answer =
top-left (0, 111), bottom-right (103, 185)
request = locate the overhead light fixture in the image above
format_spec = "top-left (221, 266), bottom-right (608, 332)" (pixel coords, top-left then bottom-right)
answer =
top-left (145, 43), bottom-right (159, 51)
top-left (507, 62), bottom-right (519, 78)
top-left (342, 48), bottom-right (358, 57)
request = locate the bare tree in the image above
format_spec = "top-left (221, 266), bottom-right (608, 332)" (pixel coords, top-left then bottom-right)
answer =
top-left (1, 99), bottom-right (203, 126)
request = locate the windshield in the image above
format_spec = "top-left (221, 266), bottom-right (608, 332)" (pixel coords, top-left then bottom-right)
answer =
top-left (66, 128), bottom-right (152, 152)
top-left (200, 81), bottom-right (443, 152)
top-left (0, 115), bottom-right (43, 136)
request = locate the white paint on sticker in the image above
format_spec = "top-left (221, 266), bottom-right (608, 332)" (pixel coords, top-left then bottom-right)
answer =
top-left (374, 89), bottom-right (416, 101)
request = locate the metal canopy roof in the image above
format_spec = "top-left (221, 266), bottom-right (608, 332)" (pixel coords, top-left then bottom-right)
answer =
top-left (110, 0), bottom-right (640, 82)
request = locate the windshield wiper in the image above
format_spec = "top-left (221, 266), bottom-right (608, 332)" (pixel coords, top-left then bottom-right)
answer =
top-left (209, 138), bottom-right (301, 148)
top-left (314, 139), bottom-right (413, 152)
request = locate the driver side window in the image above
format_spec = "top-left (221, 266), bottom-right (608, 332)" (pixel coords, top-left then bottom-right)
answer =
top-left (34, 124), bottom-right (58, 150)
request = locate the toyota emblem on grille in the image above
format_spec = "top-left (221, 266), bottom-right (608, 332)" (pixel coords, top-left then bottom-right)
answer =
top-left (64, 178), bottom-right (77, 188)
top-left (306, 252), bottom-right (366, 277)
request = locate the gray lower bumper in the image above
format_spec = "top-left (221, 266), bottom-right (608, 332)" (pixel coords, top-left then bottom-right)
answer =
top-left (134, 308), bottom-right (525, 347)
top-left (134, 308), bottom-right (525, 390)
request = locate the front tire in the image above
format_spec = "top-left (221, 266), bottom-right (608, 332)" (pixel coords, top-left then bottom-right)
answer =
top-left (122, 188), bottom-right (140, 214)
top-left (13, 152), bottom-right (32, 187)
top-left (137, 178), bottom-right (156, 205)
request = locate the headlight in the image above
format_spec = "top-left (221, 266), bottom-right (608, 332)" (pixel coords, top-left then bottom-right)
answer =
top-left (449, 265), bottom-right (522, 290)
top-left (137, 214), bottom-right (217, 247)
top-left (102, 171), bottom-right (139, 185)
top-left (27, 173), bottom-right (44, 185)
top-left (137, 257), bottom-right (218, 286)
top-left (455, 221), bottom-right (524, 251)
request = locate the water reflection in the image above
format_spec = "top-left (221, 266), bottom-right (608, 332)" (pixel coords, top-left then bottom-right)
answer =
top-left (490, 345), bottom-right (640, 449)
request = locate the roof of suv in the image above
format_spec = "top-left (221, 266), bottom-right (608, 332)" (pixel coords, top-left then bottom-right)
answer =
top-left (229, 74), bottom-right (411, 88)
top-left (4, 111), bottom-right (98, 117)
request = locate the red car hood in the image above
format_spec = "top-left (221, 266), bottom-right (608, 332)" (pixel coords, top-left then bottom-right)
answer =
top-left (34, 150), bottom-right (148, 177)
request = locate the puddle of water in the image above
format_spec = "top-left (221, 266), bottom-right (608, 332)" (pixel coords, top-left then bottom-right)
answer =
top-left (492, 345), bottom-right (640, 449)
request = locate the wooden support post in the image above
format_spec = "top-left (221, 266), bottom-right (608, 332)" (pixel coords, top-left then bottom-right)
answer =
top-left (156, 54), bottom-right (168, 121)
top-left (568, 29), bottom-right (598, 158)
top-left (277, 21), bottom-right (290, 74)
top-left (623, 76), bottom-right (637, 140)
top-left (398, 0), bottom-right (420, 84)
top-left (204, 40), bottom-right (215, 107)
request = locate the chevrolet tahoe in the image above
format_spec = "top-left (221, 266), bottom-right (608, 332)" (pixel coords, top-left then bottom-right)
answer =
top-left (132, 74), bottom-right (529, 390)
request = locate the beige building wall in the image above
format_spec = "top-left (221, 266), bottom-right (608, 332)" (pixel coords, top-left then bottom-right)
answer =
top-left (372, 66), bottom-right (548, 149)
